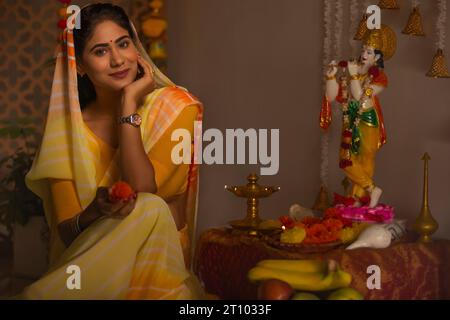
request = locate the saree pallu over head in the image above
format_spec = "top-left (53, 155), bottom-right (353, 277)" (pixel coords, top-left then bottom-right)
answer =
top-left (25, 27), bottom-right (203, 267)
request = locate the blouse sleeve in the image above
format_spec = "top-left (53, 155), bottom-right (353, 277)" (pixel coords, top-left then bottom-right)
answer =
top-left (49, 178), bottom-right (83, 224)
top-left (148, 104), bottom-right (199, 200)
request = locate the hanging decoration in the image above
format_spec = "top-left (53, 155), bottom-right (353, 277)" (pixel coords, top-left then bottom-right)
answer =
top-left (427, 49), bottom-right (450, 78)
top-left (378, 0), bottom-right (400, 10)
top-left (349, 0), bottom-right (359, 56)
top-left (314, 0), bottom-right (334, 212)
top-left (426, 0), bottom-right (450, 78)
top-left (402, 0), bottom-right (425, 36)
top-left (140, 0), bottom-right (168, 72)
top-left (334, 0), bottom-right (344, 60)
top-left (354, 14), bottom-right (369, 41)
top-left (354, 0), bottom-right (371, 42)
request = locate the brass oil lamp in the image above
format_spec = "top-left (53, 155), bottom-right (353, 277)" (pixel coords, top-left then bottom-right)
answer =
top-left (225, 173), bottom-right (280, 235)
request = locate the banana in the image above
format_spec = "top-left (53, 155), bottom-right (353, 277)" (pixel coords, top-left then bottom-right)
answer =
top-left (248, 266), bottom-right (352, 292)
top-left (256, 259), bottom-right (328, 274)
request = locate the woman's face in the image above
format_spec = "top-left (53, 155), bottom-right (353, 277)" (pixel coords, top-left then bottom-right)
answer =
top-left (77, 20), bottom-right (139, 92)
top-left (360, 45), bottom-right (379, 67)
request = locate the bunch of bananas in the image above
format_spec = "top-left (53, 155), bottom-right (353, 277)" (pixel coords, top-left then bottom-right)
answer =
top-left (248, 259), bottom-right (363, 300)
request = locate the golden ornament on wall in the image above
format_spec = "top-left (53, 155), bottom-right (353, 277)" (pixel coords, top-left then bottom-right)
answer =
top-left (402, 6), bottom-right (425, 36)
top-left (354, 14), bottom-right (369, 41)
top-left (426, 49), bottom-right (450, 78)
top-left (378, 0), bottom-right (400, 10)
top-left (140, 0), bottom-right (168, 70)
top-left (141, 0), bottom-right (167, 39)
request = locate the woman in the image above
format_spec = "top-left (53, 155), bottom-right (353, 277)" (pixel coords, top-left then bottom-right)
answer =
top-left (22, 3), bottom-right (204, 299)
top-left (321, 26), bottom-right (395, 208)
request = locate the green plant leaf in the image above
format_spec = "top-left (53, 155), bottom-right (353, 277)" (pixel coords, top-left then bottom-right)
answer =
top-left (0, 128), bottom-right (10, 137)
top-left (9, 127), bottom-right (22, 139)
top-left (22, 127), bottom-right (38, 136)
top-left (15, 117), bottom-right (34, 125)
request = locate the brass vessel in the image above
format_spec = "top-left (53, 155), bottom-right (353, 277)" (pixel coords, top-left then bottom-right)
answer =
top-left (413, 153), bottom-right (439, 243)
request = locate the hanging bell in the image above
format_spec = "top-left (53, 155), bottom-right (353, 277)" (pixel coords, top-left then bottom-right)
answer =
top-left (378, 0), bottom-right (400, 10)
top-left (402, 6), bottom-right (425, 36)
top-left (354, 14), bottom-right (369, 41)
top-left (426, 49), bottom-right (450, 78)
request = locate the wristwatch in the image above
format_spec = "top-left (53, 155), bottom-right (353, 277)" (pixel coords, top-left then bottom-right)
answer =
top-left (118, 113), bottom-right (142, 127)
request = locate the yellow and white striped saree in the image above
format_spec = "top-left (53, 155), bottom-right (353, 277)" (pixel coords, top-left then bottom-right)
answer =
top-left (21, 26), bottom-right (204, 299)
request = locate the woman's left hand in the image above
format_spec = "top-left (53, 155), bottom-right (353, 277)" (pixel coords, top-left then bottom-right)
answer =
top-left (122, 55), bottom-right (156, 107)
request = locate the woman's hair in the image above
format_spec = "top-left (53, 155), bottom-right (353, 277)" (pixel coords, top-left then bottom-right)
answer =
top-left (374, 49), bottom-right (385, 69)
top-left (73, 3), bottom-right (135, 109)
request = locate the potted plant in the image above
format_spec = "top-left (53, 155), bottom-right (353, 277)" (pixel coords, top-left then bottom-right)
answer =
top-left (0, 117), bottom-right (48, 278)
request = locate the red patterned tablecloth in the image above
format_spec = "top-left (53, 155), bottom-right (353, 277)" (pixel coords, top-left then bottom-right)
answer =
top-left (194, 228), bottom-right (450, 300)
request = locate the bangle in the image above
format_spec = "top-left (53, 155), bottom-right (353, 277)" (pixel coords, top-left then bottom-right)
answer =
top-left (325, 75), bottom-right (336, 81)
top-left (76, 213), bottom-right (82, 234)
top-left (71, 213), bottom-right (82, 236)
top-left (350, 74), bottom-right (361, 81)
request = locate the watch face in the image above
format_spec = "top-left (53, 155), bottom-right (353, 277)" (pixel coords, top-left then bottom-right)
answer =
top-left (132, 114), bottom-right (142, 126)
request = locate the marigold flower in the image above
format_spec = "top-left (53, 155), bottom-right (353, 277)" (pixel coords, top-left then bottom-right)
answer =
top-left (109, 181), bottom-right (135, 203)
top-left (301, 216), bottom-right (321, 227)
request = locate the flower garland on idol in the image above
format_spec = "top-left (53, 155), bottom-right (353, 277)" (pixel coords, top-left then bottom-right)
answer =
top-left (338, 63), bottom-right (380, 170)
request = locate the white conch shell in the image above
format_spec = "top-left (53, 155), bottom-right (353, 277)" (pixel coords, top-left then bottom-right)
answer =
top-left (346, 224), bottom-right (392, 250)
top-left (289, 204), bottom-right (314, 220)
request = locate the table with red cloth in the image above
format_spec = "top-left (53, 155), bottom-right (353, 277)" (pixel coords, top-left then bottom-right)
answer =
top-left (194, 228), bottom-right (450, 300)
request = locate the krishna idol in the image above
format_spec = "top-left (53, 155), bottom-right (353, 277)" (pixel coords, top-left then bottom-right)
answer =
top-left (320, 25), bottom-right (396, 221)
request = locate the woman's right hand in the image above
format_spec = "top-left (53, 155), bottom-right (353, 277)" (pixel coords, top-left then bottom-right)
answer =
top-left (88, 187), bottom-right (137, 219)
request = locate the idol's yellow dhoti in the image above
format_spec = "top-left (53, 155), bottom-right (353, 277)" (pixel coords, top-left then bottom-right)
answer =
top-left (343, 123), bottom-right (380, 198)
